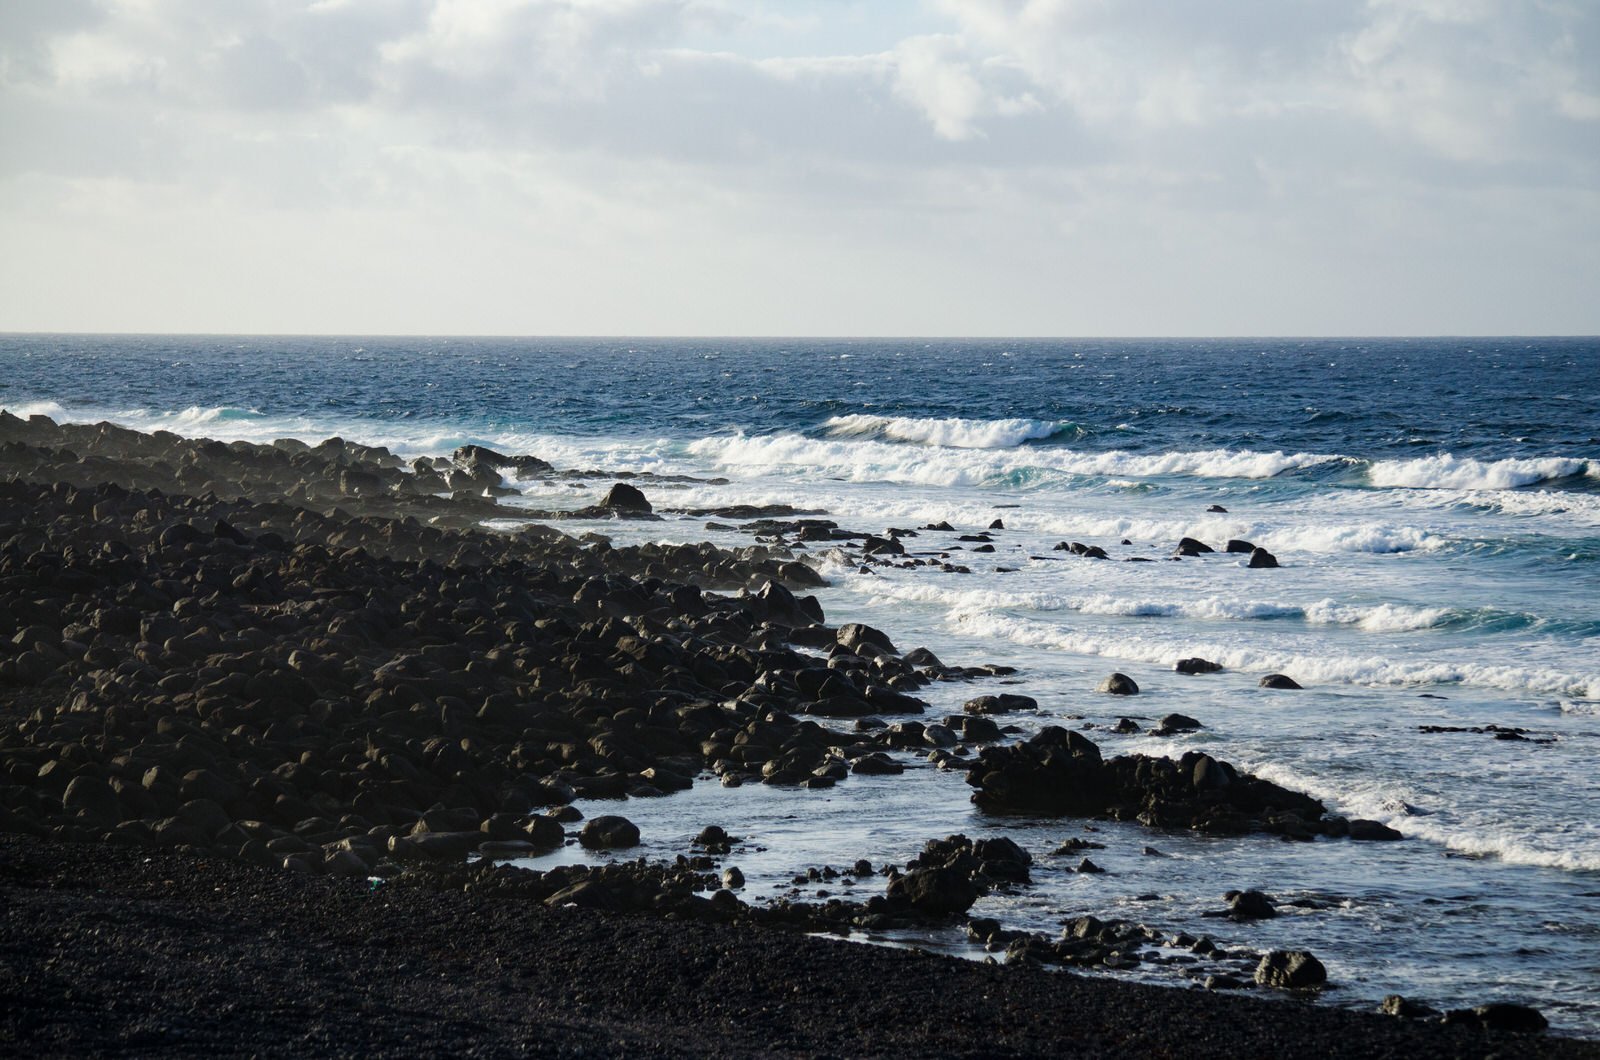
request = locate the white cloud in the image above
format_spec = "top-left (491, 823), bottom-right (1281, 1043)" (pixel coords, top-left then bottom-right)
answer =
top-left (0, 0), bottom-right (1595, 334)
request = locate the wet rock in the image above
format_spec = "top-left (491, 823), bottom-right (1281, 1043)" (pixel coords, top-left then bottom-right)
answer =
top-left (886, 866), bottom-right (979, 915)
top-left (963, 693), bottom-right (1037, 715)
top-left (600, 483), bottom-right (652, 512)
top-left (1224, 539), bottom-right (1255, 553)
top-left (1097, 673), bottom-right (1139, 696)
top-left (1255, 950), bottom-right (1327, 990)
top-left (579, 815), bottom-right (641, 850)
top-left (1151, 713), bottom-right (1201, 736)
top-left (1259, 674), bottom-right (1302, 690)
top-left (1174, 537), bottom-right (1214, 557)
top-left (1175, 657), bottom-right (1223, 675)
top-left (1347, 819), bottom-right (1403, 841)
top-left (837, 623), bottom-right (897, 655)
top-left (967, 728), bottom-right (1327, 837)
top-left (1247, 547), bottom-right (1280, 569)
top-left (1227, 889), bottom-right (1278, 920)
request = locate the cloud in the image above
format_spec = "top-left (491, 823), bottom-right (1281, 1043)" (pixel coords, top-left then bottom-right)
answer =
top-left (0, 0), bottom-right (1595, 334)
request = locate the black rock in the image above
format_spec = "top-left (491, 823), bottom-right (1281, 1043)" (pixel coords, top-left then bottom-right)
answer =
top-left (1255, 950), bottom-right (1326, 989)
top-left (963, 693), bottom-right (1037, 715)
top-left (1247, 547), bottom-right (1280, 569)
top-left (837, 623), bottom-right (897, 655)
top-left (600, 483), bottom-right (652, 512)
top-left (1259, 674), bottom-right (1302, 690)
top-left (1175, 657), bottom-right (1223, 675)
top-left (1228, 889), bottom-right (1278, 920)
top-left (579, 815), bottom-right (641, 850)
top-left (1347, 819), bottom-right (1403, 841)
top-left (887, 866), bottom-right (979, 915)
top-left (1151, 713), bottom-right (1201, 736)
top-left (1097, 673), bottom-right (1139, 695)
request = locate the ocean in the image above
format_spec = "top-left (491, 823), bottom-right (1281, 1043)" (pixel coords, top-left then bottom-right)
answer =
top-left (5, 334), bottom-right (1598, 1030)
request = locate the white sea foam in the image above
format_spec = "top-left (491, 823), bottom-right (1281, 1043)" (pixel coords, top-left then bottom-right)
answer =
top-left (1020, 511), bottom-right (1451, 555)
top-left (1367, 453), bottom-right (1596, 490)
top-left (0, 400), bottom-right (68, 419)
top-left (1245, 762), bottom-right (1600, 872)
top-left (949, 612), bottom-right (1600, 699)
top-left (690, 432), bottom-right (1339, 488)
top-left (849, 580), bottom-right (1460, 632)
top-left (822, 414), bottom-right (1073, 449)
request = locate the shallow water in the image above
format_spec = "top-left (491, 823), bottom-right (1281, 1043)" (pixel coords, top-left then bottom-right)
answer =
top-left (5, 334), bottom-right (1598, 1031)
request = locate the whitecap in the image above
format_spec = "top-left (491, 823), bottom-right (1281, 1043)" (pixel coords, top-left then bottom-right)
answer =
top-left (1367, 453), bottom-right (1596, 490)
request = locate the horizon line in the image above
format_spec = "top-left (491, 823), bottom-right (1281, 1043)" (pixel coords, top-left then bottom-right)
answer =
top-left (4, 330), bottom-right (1598, 342)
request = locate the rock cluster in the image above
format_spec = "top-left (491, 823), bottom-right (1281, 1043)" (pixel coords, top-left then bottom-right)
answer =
top-left (965, 727), bottom-right (1388, 840)
top-left (0, 457), bottom-right (977, 874)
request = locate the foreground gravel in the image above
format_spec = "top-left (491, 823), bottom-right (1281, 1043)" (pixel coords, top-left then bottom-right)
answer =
top-left (2, 834), bottom-right (1593, 1059)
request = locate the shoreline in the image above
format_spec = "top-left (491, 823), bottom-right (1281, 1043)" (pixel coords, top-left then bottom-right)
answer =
top-left (5, 832), bottom-right (1595, 1058)
top-left (0, 410), bottom-right (1591, 1053)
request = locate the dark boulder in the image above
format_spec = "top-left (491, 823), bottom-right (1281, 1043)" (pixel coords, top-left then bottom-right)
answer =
top-left (1224, 539), bottom-right (1255, 553)
top-left (1255, 950), bottom-right (1326, 989)
top-left (1348, 818), bottom-right (1403, 841)
top-left (963, 693), bottom-right (1037, 715)
top-left (1259, 674), bottom-right (1302, 689)
top-left (1097, 673), bottom-right (1139, 695)
top-left (600, 483), bottom-right (651, 512)
top-left (887, 866), bottom-right (979, 915)
top-left (1175, 657), bottom-right (1223, 675)
top-left (1175, 537), bottom-right (1214, 557)
top-left (579, 815), bottom-right (641, 850)
top-left (1247, 547), bottom-right (1280, 569)
top-left (62, 777), bottom-right (122, 823)
top-left (837, 623), bottom-right (896, 655)
top-left (1228, 889), bottom-right (1277, 919)
top-left (1151, 713), bottom-right (1201, 736)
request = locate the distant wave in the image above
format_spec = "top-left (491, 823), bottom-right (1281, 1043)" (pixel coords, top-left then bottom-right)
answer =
top-left (149, 405), bottom-right (269, 427)
top-left (822, 414), bottom-right (1082, 449)
top-left (848, 581), bottom-right (1528, 633)
top-left (1020, 511), bottom-right (1450, 555)
top-left (950, 612), bottom-right (1600, 700)
top-left (690, 432), bottom-right (1338, 487)
top-left (1367, 453), bottom-right (1597, 490)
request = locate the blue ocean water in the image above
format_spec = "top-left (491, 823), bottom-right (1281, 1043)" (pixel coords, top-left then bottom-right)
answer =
top-left (5, 334), bottom-right (1599, 1031)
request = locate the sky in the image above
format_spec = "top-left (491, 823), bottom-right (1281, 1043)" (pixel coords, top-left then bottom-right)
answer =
top-left (1, 0), bottom-right (1597, 337)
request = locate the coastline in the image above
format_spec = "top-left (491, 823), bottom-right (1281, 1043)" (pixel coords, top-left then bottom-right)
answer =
top-left (0, 409), bottom-right (1592, 1055)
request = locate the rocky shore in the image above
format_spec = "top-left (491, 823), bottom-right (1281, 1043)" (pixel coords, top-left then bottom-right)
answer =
top-left (1, 410), bottom-right (1592, 1055)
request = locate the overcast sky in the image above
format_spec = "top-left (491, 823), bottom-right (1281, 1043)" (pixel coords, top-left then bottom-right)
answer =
top-left (1, 0), bottom-right (1596, 336)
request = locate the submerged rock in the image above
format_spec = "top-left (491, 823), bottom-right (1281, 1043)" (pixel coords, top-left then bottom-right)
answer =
top-left (1097, 673), bottom-right (1139, 696)
top-left (1259, 674), bottom-right (1303, 690)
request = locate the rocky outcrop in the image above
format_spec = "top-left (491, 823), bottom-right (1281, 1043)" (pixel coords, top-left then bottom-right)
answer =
top-left (966, 728), bottom-right (1336, 838)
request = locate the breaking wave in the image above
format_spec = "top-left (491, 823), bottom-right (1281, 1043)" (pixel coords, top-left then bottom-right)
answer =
top-left (1367, 454), bottom-right (1597, 490)
top-left (822, 414), bottom-right (1082, 449)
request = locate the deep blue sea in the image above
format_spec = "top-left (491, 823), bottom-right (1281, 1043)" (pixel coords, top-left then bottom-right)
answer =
top-left (5, 334), bottom-right (1599, 1031)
